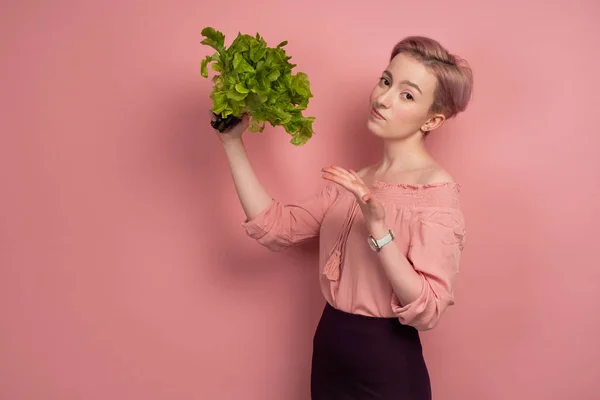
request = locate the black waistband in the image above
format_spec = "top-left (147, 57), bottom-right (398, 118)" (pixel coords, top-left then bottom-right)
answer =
top-left (321, 302), bottom-right (419, 337)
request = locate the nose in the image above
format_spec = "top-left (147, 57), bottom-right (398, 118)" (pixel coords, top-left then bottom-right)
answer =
top-left (375, 89), bottom-right (393, 108)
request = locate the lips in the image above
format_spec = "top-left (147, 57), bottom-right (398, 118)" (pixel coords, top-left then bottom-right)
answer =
top-left (371, 107), bottom-right (385, 120)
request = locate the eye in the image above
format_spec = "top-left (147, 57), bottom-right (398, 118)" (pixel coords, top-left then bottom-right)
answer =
top-left (401, 92), bottom-right (414, 101)
top-left (379, 77), bottom-right (390, 86)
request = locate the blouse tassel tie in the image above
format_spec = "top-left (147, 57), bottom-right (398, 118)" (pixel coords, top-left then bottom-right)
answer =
top-left (323, 199), bottom-right (359, 282)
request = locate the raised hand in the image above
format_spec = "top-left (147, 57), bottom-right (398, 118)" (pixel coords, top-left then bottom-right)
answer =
top-left (321, 166), bottom-right (386, 230)
top-left (210, 111), bottom-right (250, 143)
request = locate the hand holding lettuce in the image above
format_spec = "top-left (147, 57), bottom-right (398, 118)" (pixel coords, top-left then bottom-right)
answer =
top-left (200, 27), bottom-right (316, 146)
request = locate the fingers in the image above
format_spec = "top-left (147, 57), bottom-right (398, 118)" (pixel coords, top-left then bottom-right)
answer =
top-left (322, 166), bottom-right (355, 189)
top-left (348, 169), bottom-right (366, 185)
top-left (322, 165), bottom-right (370, 196)
top-left (321, 166), bottom-right (357, 183)
top-left (321, 165), bottom-right (378, 209)
top-left (321, 166), bottom-right (345, 179)
top-left (321, 172), bottom-right (352, 191)
top-left (322, 167), bottom-right (385, 222)
top-left (331, 166), bottom-right (355, 181)
top-left (321, 170), bottom-right (355, 193)
top-left (322, 165), bottom-right (386, 223)
top-left (208, 110), bottom-right (249, 126)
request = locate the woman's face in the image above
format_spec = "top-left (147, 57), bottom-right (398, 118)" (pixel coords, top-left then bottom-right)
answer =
top-left (367, 52), bottom-right (445, 140)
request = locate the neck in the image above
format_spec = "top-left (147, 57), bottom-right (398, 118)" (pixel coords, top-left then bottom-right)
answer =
top-left (376, 132), bottom-right (433, 174)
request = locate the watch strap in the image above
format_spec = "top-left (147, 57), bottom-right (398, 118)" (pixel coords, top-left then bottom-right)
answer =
top-left (369, 229), bottom-right (395, 252)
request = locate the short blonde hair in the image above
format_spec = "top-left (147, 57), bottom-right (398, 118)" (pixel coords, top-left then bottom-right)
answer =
top-left (391, 36), bottom-right (473, 119)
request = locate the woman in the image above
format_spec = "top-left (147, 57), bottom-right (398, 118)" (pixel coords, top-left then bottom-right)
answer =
top-left (213, 36), bottom-right (473, 399)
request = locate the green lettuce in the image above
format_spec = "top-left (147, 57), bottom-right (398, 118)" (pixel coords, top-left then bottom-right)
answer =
top-left (200, 27), bottom-right (315, 146)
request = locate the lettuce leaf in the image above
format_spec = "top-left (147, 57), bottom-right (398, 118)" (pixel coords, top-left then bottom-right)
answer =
top-left (200, 27), bottom-right (315, 145)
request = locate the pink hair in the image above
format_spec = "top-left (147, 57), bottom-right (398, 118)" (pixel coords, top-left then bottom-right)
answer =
top-left (390, 36), bottom-right (473, 119)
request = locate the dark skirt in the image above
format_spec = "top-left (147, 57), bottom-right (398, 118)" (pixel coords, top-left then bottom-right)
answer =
top-left (310, 302), bottom-right (432, 400)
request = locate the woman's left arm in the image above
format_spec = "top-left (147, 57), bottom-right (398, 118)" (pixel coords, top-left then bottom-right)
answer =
top-left (321, 166), bottom-right (425, 303)
top-left (367, 221), bottom-right (424, 306)
top-left (372, 212), bottom-right (464, 331)
top-left (322, 165), bottom-right (465, 331)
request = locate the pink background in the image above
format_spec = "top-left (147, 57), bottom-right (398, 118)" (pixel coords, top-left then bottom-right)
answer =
top-left (2, 0), bottom-right (599, 399)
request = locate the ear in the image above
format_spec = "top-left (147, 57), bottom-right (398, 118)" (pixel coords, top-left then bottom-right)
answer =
top-left (421, 114), bottom-right (446, 133)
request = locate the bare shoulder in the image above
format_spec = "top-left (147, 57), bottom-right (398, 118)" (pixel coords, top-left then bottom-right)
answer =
top-left (421, 167), bottom-right (455, 184)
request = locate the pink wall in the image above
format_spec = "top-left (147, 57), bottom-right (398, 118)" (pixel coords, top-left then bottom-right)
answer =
top-left (2, 0), bottom-right (599, 399)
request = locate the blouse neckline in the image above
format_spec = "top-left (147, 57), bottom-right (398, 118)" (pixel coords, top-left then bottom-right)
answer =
top-left (370, 180), bottom-right (461, 191)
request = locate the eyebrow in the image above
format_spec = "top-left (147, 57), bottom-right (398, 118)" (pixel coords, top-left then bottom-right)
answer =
top-left (383, 70), bottom-right (422, 94)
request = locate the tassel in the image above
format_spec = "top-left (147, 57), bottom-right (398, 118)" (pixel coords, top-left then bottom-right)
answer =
top-left (322, 199), bottom-right (359, 283)
top-left (323, 249), bottom-right (341, 281)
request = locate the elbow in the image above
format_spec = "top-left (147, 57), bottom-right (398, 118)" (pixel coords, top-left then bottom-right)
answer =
top-left (392, 288), bottom-right (454, 331)
top-left (408, 311), bottom-right (443, 332)
top-left (243, 221), bottom-right (294, 252)
top-left (252, 234), bottom-right (293, 253)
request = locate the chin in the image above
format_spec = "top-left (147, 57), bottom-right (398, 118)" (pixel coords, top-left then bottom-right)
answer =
top-left (366, 118), bottom-right (387, 138)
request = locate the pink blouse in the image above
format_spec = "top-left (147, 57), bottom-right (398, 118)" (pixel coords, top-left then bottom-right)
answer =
top-left (241, 181), bottom-right (466, 331)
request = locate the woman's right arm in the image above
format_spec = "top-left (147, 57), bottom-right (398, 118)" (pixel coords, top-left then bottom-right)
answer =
top-left (214, 113), bottom-right (336, 251)
top-left (217, 114), bottom-right (272, 220)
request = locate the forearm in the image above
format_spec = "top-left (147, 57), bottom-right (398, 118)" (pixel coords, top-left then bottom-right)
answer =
top-left (222, 138), bottom-right (273, 220)
top-left (369, 222), bottom-right (423, 306)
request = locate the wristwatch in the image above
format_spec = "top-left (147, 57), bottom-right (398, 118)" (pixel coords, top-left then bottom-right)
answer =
top-left (367, 229), bottom-right (395, 252)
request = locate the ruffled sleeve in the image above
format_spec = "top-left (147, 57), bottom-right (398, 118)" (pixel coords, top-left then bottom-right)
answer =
top-left (241, 183), bottom-right (339, 252)
top-left (391, 207), bottom-right (466, 330)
